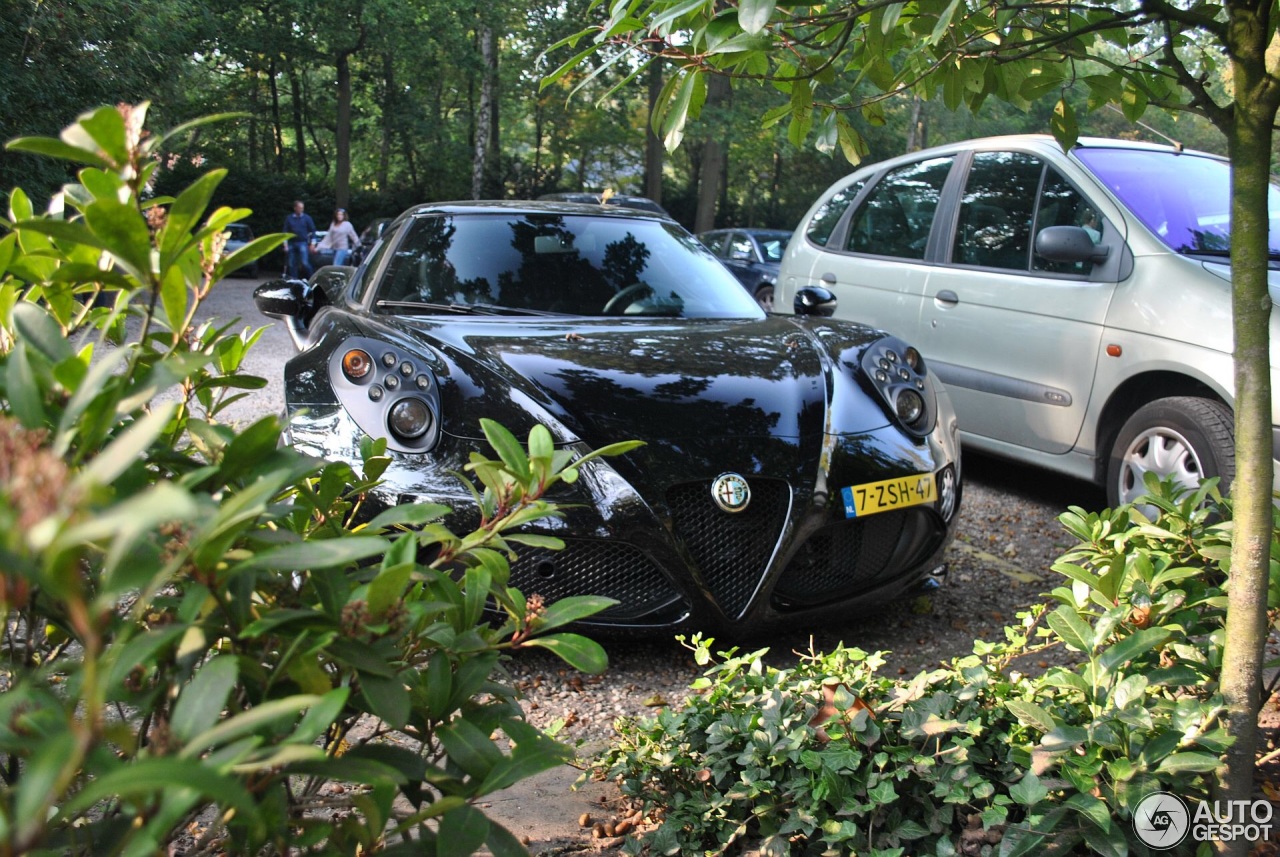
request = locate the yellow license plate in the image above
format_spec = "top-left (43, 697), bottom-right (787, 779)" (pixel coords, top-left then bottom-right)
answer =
top-left (841, 473), bottom-right (937, 518)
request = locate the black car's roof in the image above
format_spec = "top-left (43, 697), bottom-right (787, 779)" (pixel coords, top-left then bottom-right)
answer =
top-left (400, 199), bottom-right (675, 222)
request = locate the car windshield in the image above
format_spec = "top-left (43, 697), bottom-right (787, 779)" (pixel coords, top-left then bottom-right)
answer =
top-left (227, 224), bottom-right (252, 241)
top-left (1075, 147), bottom-right (1280, 256)
top-left (372, 212), bottom-right (764, 318)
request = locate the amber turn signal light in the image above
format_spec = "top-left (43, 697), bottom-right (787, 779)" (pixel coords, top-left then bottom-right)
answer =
top-left (342, 349), bottom-right (373, 380)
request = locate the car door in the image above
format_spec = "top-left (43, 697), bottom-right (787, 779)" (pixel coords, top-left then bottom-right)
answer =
top-left (798, 156), bottom-right (956, 343)
top-left (918, 150), bottom-right (1122, 453)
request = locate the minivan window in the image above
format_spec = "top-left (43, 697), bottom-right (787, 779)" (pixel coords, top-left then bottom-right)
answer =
top-left (845, 157), bottom-right (953, 259)
top-left (953, 152), bottom-right (1040, 270)
top-left (805, 179), bottom-right (864, 247)
top-left (1076, 148), bottom-right (1280, 256)
top-left (1033, 169), bottom-right (1102, 275)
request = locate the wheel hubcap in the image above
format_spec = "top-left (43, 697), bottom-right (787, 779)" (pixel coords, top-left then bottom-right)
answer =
top-left (1117, 426), bottom-right (1203, 506)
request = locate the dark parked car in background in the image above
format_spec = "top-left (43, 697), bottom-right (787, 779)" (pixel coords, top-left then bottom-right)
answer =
top-left (352, 217), bottom-right (393, 267)
top-left (254, 200), bottom-right (961, 634)
top-left (224, 223), bottom-right (258, 277)
top-left (537, 192), bottom-right (670, 217)
top-left (699, 228), bottom-right (792, 311)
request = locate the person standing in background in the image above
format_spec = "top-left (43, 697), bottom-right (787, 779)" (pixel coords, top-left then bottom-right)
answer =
top-left (316, 208), bottom-right (359, 266)
top-left (283, 200), bottom-right (316, 279)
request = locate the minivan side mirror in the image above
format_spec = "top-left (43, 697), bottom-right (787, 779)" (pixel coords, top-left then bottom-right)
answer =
top-left (1035, 225), bottom-right (1111, 265)
top-left (794, 286), bottom-right (838, 317)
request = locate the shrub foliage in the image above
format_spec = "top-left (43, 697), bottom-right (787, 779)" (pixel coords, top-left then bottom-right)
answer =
top-left (598, 478), bottom-right (1276, 857)
top-left (0, 103), bottom-right (634, 855)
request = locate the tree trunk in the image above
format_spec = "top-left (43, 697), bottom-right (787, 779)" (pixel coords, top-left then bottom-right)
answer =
top-left (694, 75), bottom-right (731, 232)
top-left (268, 56), bottom-right (284, 173)
top-left (471, 26), bottom-right (495, 200)
top-left (373, 53), bottom-right (394, 189)
top-left (335, 48), bottom-right (354, 209)
top-left (768, 150), bottom-right (783, 226)
top-left (1214, 6), bottom-right (1280, 850)
top-left (645, 60), bottom-right (665, 203)
top-left (287, 61), bottom-right (306, 176)
top-left (485, 37), bottom-right (501, 197)
top-left (906, 96), bottom-right (926, 152)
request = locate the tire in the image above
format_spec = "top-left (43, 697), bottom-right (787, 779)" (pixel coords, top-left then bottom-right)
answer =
top-left (1106, 396), bottom-right (1235, 508)
top-left (754, 283), bottom-right (775, 313)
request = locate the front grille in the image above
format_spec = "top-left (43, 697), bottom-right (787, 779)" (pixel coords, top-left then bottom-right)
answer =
top-left (508, 539), bottom-right (682, 622)
top-left (773, 511), bottom-right (917, 607)
top-left (667, 478), bottom-right (790, 618)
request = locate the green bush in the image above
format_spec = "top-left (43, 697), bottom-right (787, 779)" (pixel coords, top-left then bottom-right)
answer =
top-left (597, 477), bottom-right (1270, 857)
top-left (0, 102), bottom-right (635, 855)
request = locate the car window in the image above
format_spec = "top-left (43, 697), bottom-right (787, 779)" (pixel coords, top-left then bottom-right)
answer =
top-left (805, 179), bottom-right (865, 247)
top-left (375, 213), bottom-right (762, 318)
top-left (845, 158), bottom-right (953, 259)
top-left (700, 232), bottom-right (727, 256)
top-left (728, 234), bottom-right (755, 261)
top-left (1076, 148), bottom-right (1280, 256)
top-left (952, 152), bottom-right (1040, 270)
top-left (758, 234), bottom-right (788, 262)
top-left (1033, 168), bottom-right (1102, 275)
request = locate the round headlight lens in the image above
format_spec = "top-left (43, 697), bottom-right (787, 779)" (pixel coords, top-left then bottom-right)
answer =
top-left (904, 346), bottom-right (923, 372)
top-left (388, 398), bottom-right (432, 440)
top-left (895, 389), bottom-right (925, 425)
top-left (342, 349), bottom-right (373, 380)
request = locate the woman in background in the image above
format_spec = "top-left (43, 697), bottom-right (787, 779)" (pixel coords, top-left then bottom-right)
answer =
top-left (315, 208), bottom-right (360, 266)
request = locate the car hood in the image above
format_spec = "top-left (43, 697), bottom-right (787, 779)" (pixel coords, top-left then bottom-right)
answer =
top-left (1201, 260), bottom-right (1280, 304)
top-left (383, 315), bottom-right (892, 445)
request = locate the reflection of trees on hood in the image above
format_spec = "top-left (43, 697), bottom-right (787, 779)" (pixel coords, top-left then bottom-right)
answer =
top-left (601, 233), bottom-right (650, 290)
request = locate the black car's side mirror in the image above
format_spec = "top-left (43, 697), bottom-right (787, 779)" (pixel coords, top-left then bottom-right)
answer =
top-left (1035, 225), bottom-right (1111, 265)
top-left (311, 265), bottom-right (355, 306)
top-left (794, 285), bottom-right (838, 317)
top-left (254, 280), bottom-right (307, 319)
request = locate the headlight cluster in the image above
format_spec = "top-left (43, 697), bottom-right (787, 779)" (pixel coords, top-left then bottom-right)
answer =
top-left (861, 337), bottom-right (937, 437)
top-left (330, 336), bottom-right (441, 453)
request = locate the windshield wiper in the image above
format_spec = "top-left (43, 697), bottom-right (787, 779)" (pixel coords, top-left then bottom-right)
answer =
top-left (376, 300), bottom-right (567, 317)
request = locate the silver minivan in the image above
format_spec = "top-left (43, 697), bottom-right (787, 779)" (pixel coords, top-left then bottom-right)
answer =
top-left (778, 135), bottom-right (1280, 505)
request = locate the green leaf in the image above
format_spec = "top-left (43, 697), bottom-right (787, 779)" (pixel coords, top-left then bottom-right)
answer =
top-left (1009, 771), bottom-right (1048, 806)
top-left (5, 136), bottom-right (112, 169)
top-left (171, 656), bottom-right (239, 744)
top-left (367, 559), bottom-right (412, 621)
top-left (929, 0), bottom-right (963, 45)
top-left (1046, 605), bottom-right (1095, 653)
top-left (481, 418), bottom-right (531, 482)
top-left (1004, 700), bottom-right (1057, 733)
top-left (360, 672), bottom-right (411, 729)
top-left (363, 503), bottom-right (450, 533)
top-left (235, 536), bottom-right (388, 572)
top-left (438, 718), bottom-right (503, 780)
top-left (160, 169), bottom-right (226, 265)
top-left (425, 650), bottom-right (454, 721)
top-left (60, 758), bottom-right (262, 834)
top-left (14, 738), bottom-right (78, 841)
top-left (535, 596), bottom-right (617, 632)
top-left (438, 805), bottom-right (491, 857)
top-left (1050, 98), bottom-right (1079, 151)
top-left (73, 403), bottom-right (177, 490)
top-left (12, 302), bottom-right (73, 363)
top-left (1155, 752), bottom-right (1221, 774)
top-left (738, 0), bottom-right (776, 34)
top-left (1098, 627), bottom-right (1172, 672)
top-left (180, 695), bottom-right (320, 758)
top-left (524, 633), bottom-right (609, 673)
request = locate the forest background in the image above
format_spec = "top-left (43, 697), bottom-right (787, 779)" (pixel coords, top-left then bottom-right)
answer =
top-left (0, 0), bottom-right (1233, 244)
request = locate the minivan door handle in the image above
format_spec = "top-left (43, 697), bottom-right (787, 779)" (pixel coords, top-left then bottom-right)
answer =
top-left (934, 289), bottom-right (959, 305)
top-left (820, 272), bottom-right (837, 285)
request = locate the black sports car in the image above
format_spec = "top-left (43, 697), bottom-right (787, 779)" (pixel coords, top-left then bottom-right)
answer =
top-left (255, 201), bottom-right (962, 634)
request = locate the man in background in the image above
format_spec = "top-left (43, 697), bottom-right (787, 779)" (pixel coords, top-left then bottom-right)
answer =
top-left (284, 200), bottom-right (316, 279)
